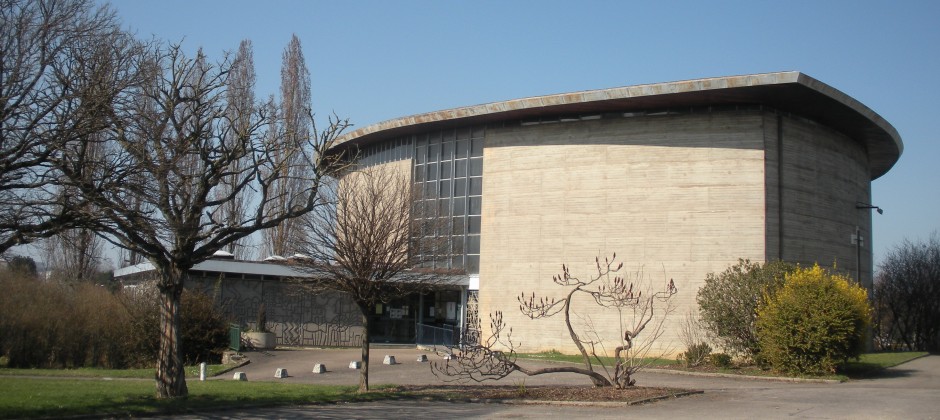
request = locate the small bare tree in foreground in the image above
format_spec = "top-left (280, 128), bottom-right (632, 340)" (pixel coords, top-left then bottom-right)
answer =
top-left (433, 254), bottom-right (676, 388)
top-left (295, 166), bottom-right (454, 392)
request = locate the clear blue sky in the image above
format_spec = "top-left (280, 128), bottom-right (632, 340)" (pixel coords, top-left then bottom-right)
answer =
top-left (102, 0), bottom-right (940, 269)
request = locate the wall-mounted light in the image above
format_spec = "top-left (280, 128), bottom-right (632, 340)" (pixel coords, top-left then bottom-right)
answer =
top-left (856, 202), bottom-right (883, 215)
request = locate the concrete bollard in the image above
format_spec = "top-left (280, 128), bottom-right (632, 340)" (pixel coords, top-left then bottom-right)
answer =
top-left (274, 368), bottom-right (288, 378)
top-left (199, 362), bottom-right (207, 381)
top-left (232, 372), bottom-right (247, 381)
top-left (416, 354), bottom-right (429, 362)
top-left (349, 361), bottom-right (362, 369)
top-left (383, 355), bottom-right (397, 365)
top-left (312, 363), bottom-right (326, 374)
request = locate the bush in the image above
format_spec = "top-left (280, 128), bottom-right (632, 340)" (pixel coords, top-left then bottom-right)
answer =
top-left (710, 353), bottom-right (733, 368)
top-left (0, 270), bottom-right (230, 369)
top-left (756, 265), bottom-right (871, 375)
top-left (873, 234), bottom-right (940, 352)
top-left (696, 259), bottom-right (795, 360)
top-left (678, 342), bottom-right (712, 368)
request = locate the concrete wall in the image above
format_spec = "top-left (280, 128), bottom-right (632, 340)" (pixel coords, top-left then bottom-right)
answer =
top-left (478, 111), bottom-right (769, 355)
top-left (765, 113), bottom-right (873, 288)
top-left (187, 276), bottom-right (364, 347)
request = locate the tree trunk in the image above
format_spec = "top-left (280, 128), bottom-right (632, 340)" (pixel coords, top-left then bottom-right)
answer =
top-left (358, 304), bottom-right (370, 392)
top-left (155, 265), bottom-right (188, 398)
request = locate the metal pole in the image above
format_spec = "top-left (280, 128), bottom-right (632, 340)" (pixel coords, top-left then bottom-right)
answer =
top-left (856, 225), bottom-right (862, 284)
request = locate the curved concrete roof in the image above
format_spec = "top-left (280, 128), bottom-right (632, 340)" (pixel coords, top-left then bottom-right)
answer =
top-left (334, 72), bottom-right (902, 179)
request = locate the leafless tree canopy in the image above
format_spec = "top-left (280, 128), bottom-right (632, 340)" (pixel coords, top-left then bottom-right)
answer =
top-left (57, 42), bottom-right (348, 398)
top-left (295, 165), bottom-right (454, 392)
top-left (262, 34), bottom-right (313, 258)
top-left (433, 254), bottom-right (677, 388)
top-left (0, 0), bottom-right (142, 253)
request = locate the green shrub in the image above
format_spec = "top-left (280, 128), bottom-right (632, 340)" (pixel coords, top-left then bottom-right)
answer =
top-left (678, 342), bottom-right (712, 368)
top-left (696, 259), bottom-right (795, 360)
top-left (756, 265), bottom-right (871, 375)
top-left (710, 353), bottom-right (733, 368)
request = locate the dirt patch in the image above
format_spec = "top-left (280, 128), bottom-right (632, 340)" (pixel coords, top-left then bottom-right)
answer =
top-left (388, 384), bottom-right (698, 405)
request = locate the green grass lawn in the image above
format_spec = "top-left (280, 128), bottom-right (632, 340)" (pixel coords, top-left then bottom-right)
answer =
top-left (0, 363), bottom-right (231, 379)
top-left (0, 378), bottom-right (400, 419)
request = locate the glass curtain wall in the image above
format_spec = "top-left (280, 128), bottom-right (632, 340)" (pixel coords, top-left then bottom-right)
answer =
top-left (350, 126), bottom-right (484, 274)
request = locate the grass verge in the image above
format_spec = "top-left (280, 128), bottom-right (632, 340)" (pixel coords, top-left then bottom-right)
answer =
top-left (517, 350), bottom-right (674, 367)
top-left (0, 364), bottom-right (231, 379)
top-left (0, 378), bottom-right (399, 419)
top-left (516, 350), bottom-right (928, 381)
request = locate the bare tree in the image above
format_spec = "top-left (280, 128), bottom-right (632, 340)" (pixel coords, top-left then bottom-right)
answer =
top-left (295, 165), bottom-right (454, 392)
top-left (262, 34), bottom-right (312, 258)
top-left (874, 233), bottom-right (940, 352)
top-left (59, 43), bottom-right (349, 398)
top-left (0, 0), bottom-right (141, 253)
top-left (42, 226), bottom-right (105, 282)
top-left (213, 39), bottom-right (256, 260)
top-left (433, 254), bottom-right (677, 388)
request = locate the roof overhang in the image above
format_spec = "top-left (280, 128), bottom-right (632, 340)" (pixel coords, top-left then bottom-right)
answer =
top-left (333, 71), bottom-right (902, 179)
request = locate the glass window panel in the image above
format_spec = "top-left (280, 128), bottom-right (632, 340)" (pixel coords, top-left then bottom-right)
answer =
top-left (469, 196), bottom-right (482, 215)
top-left (456, 139), bottom-right (469, 159)
top-left (471, 138), bottom-right (484, 157)
top-left (469, 158), bottom-right (483, 176)
top-left (441, 141), bottom-right (454, 161)
top-left (472, 126), bottom-right (484, 138)
top-left (469, 177), bottom-right (483, 195)
top-left (428, 144), bottom-right (440, 162)
top-left (453, 178), bottom-right (466, 196)
top-left (429, 131), bottom-right (441, 144)
top-left (452, 234), bottom-right (464, 253)
top-left (452, 197), bottom-right (465, 216)
top-left (467, 235), bottom-right (481, 254)
top-left (417, 134), bottom-right (428, 147)
top-left (440, 160), bottom-right (452, 179)
top-left (457, 127), bottom-right (471, 140)
top-left (451, 217), bottom-right (464, 235)
top-left (416, 146), bottom-right (427, 164)
top-left (468, 215), bottom-right (481, 234)
top-left (466, 255), bottom-right (480, 273)
top-left (439, 180), bottom-right (451, 197)
top-left (451, 255), bottom-right (464, 269)
top-left (454, 159), bottom-right (467, 178)
top-left (414, 166), bottom-right (425, 182)
top-left (443, 129), bottom-right (456, 141)
top-left (426, 162), bottom-right (439, 181)
top-left (425, 181), bottom-right (437, 197)
top-left (438, 198), bottom-right (450, 217)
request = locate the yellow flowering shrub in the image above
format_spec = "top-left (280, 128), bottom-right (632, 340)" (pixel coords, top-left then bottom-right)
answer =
top-left (756, 265), bottom-right (871, 375)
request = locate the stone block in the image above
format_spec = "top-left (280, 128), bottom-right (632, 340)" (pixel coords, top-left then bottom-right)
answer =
top-left (274, 368), bottom-right (288, 378)
top-left (232, 372), bottom-right (247, 381)
top-left (383, 355), bottom-right (397, 365)
top-left (416, 354), bottom-right (428, 362)
top-left (312, 363), bottom-right (326, 374)
top-left (349, 361), bottom-right (361, 369)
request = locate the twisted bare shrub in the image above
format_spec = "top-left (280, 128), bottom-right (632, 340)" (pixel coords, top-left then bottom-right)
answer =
top-left (433, 254), bottom-right (676, 388)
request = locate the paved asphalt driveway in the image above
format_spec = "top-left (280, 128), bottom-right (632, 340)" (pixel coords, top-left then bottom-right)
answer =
top-left (173, 348), bottom-right (939, 419)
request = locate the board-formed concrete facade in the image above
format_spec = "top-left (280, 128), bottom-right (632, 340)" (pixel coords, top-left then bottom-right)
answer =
top-left (331, 72), bottom-right (902, 355)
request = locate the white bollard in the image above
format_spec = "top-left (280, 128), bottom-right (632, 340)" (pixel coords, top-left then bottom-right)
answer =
top-left (416, 354), bottom-right (429, 362)
top-left (232, 372), bottom-right (247, 381)
top-left (312, 363), bottom-right (326, 374)
top-left (383, 355), bottom-right (397, 365)
top-left (349, 361), bottom-right (362, 369)
top-left (274, 368), bottom-right (288, 378)
top-left (199, 362), bottom-right (207, 381)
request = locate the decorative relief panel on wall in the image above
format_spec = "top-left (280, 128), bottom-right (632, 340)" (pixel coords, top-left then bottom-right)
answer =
top-left (189, 275), bottom-right (364, 347)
